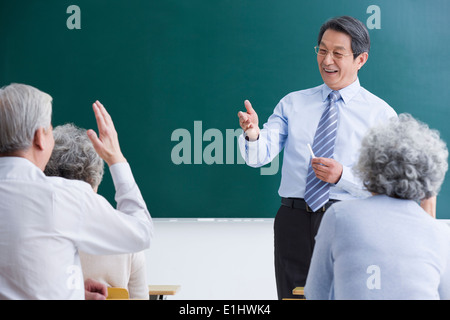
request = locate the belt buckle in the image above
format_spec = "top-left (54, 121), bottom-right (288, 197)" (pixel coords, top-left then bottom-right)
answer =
top-left (306, 204), bottom-right (326, 213)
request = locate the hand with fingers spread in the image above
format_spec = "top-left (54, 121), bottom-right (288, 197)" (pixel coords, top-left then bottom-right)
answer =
top-left (87, 101), bottom-right (127, 166)
top-left (311, 157), bottom-right (343, 184)
top-left (237, 100), bottom-right (260, 141)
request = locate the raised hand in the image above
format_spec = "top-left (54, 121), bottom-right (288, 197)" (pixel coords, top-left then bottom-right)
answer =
top-left (87, 100), bottom-right (127, 166)
top-left (237, 100), bottom-right (260, 141)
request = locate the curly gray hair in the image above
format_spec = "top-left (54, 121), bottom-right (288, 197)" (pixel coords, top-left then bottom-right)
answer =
top-left (44, 123), bottom-right (104, 189)
top-left (355, 113), bottom-right (448, 200)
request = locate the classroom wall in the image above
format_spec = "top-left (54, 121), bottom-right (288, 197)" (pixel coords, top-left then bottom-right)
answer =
top-left (145, 219), bottom-right (277, 300)
top-left (145, 218), bottom-right (450, 300)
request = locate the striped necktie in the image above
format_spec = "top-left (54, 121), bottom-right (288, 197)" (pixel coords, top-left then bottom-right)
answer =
top-left (304, 90), bottom-right (340, 212)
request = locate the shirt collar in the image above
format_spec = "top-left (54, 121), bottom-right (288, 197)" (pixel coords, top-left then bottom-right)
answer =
top-left (321, 77), bottom-right (361, 105)
top-left (0, 156), bottom-right (44, 176)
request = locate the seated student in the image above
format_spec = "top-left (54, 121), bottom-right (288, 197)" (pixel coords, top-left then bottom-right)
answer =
top-left (305, 113), bottom-right (450, 300)
top-left (0, 83), bottom-right (153, 299)
top-left (45, 123), bottom-right (149, 299)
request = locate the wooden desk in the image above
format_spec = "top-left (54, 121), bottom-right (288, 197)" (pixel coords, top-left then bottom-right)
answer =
top-left (149, 285), bottom-right (181, 300)
top-left (292, 287), bottom-right (305, 300)
top-left (292, 287), bottom-right (304, 296)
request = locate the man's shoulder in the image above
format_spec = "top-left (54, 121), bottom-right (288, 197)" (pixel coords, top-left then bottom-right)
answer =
top-left (285, 83), bottom-right (324, 98)
top-left (277, 84), bottom-right (324, 107)
top-left (359, 86), bottom-right (394, 109)
top-left (353, 86), bottom-right (397, 119)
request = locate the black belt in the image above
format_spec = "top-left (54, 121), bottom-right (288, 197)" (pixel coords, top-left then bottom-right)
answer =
top-left (281, 197), bottom-right (339, 213)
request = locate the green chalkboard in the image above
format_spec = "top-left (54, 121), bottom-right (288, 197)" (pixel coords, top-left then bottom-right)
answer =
top-left (2, 0), bottom-right (450, 218)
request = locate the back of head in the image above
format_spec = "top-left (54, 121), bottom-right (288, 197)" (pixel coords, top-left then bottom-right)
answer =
top-left (356, 114), bottom-right (449, 200)
top-left (44, 123), bottom-right (104, 189)
top-left (0, 83), bottom-right (53, 154)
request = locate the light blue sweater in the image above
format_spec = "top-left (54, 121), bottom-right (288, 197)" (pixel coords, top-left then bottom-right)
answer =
top-left (305, 195), bottom-right (450, 299)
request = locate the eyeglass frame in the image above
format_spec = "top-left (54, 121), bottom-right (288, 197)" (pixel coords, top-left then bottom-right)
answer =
top-left (314, 46), bottom-right (361, 60)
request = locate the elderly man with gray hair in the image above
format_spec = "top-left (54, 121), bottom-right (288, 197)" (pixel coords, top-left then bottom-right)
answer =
top-left (44, 123), bottom-right (149, 299)
top-left (305, 114), bottom-right (450, 299)
top-left (0, 83), bottom-right (153, 299)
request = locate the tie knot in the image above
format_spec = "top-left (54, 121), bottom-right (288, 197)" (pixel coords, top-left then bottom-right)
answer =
top-left (329, 90), bottom-right (340, 103)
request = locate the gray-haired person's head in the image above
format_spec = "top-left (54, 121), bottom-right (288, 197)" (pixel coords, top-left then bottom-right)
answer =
top-left (318, 16), bottom-right (370, 59)
top-left (44, 123), bottom-right (104, 190)
top-left (0, 83), bottom-right (53, 154)
top-left (356, 114), bottom-right (448, 200)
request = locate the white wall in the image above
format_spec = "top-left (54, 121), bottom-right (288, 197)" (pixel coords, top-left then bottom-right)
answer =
top-left (145, 218), bottom-right (450, 300)
top-left (145, 218), bottom-right (277, 300)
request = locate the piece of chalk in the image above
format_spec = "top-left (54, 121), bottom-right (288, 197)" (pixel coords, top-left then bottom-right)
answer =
top-left (307, 143), bottom-right (316, 158)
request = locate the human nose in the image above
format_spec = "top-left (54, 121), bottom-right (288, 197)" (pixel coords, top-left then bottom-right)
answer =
top-left (322, 51), bottom-right (335, 64)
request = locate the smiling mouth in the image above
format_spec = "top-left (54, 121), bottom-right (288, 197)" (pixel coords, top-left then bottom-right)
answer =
top-left (323, 68), bottom-right (338, 74)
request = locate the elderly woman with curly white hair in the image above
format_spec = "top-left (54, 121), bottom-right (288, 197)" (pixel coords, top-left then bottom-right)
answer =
top-left (305, 114), bottom-right (450, 299)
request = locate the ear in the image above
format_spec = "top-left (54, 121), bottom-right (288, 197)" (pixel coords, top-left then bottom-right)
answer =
top-left (33, 127), bottom-right (46, 151)
top-left (356, 52), bottom-right (369, 70)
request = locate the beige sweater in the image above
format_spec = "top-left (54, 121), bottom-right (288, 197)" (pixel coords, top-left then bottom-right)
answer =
top-left (79, 251), bottom-right (148, 299)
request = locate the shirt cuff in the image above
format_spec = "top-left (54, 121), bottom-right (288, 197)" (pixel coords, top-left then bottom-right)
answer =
top-left (336, 165), bottom-right (371, 198)
top-left (336, 164), bottom-right (356, 190)
top-left (109, 162), bottom-right (135, 186)
top-left (244, 131), bottom-right (260, 141)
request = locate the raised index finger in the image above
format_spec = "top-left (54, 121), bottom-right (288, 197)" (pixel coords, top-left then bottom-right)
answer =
top-left (244, 100), bottom-right (256, 114)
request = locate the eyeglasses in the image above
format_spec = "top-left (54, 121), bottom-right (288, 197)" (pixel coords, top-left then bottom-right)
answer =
top-left (314, 46), bottom-right (356, 60)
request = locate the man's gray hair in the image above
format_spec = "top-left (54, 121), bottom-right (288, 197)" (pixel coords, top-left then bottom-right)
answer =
top-left (318, 16), bottom-right (370, 59)
top-left (355, 114), bottom-right (448, 200)
top-left (0, 83), bottom-right (52, 154)
top-left (44, 123), bottom-right (104, 189)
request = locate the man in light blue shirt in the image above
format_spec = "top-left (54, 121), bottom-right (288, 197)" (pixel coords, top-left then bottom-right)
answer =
top-left (237, 16), bottom-right (397, 299)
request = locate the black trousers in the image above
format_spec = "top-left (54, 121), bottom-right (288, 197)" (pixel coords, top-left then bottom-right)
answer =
top-left (274, 198), bottom-right (336, 300)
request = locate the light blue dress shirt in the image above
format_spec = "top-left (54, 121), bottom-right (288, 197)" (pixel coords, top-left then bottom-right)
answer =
top-left (304, 195), bottom-right (450, 299)
top-left (239, 78), bottom-right (397, 200)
